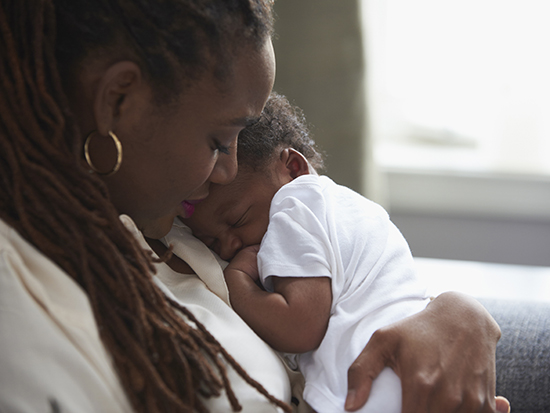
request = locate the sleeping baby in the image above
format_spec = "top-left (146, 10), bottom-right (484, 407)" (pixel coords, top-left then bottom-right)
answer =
top-left (182, 92), bottom-right (430, 413)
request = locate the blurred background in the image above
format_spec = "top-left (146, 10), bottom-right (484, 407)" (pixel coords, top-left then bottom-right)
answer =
top-left (272, 0), bottom-right (550, 267)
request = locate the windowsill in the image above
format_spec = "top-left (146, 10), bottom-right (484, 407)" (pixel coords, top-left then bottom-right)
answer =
top-left (375, 142), bottom-right (550, 221)
top-left (415, 257), bottom-right (550, 303)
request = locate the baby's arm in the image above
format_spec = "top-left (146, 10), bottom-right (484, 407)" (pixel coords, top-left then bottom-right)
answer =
top-left (224, 245), bottom-right (331, 354)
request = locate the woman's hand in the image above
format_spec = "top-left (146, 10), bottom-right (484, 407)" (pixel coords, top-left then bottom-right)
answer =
top-left (345, 292), bottom-right (510, 413)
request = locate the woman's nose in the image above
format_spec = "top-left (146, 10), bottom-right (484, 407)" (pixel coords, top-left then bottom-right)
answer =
top-left (210, 140), bottom-right (238, 186)
top-left (219, 233), bottom-right (243, 261)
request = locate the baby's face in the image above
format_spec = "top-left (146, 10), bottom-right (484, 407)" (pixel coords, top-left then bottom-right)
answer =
top-left (183, 170), bottom-right (283, 261)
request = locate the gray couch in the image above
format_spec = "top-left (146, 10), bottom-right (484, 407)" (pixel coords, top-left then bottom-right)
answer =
top-left (480, 299), bottom-right (550, 413)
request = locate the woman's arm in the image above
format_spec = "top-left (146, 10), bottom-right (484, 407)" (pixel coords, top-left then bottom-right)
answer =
top-left (224, 245), bottom-right (331, 353)
top-left (345, 291), bottom-right (510, 413)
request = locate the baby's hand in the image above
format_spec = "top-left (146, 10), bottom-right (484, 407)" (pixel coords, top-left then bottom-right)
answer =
top-left (225, 245), bottom-right (261, 282)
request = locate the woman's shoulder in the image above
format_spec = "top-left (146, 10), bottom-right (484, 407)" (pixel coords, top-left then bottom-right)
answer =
top-left (0, 218), bottom-right (133, 413)
top-left (0, 218), bottom-right (23, 252)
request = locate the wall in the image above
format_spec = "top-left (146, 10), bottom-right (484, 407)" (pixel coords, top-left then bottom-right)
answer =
top-left (271, 0), bottom-right (371, 195)
top-left (385, 169), bottom-right (550, 266)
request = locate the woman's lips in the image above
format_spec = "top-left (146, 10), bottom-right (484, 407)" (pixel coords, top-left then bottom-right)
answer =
top-left (180, 199), bottom-right (203, 218)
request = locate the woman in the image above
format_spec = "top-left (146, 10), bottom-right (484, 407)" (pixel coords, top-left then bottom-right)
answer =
top-left (0, 1), bottom-right (509, 412)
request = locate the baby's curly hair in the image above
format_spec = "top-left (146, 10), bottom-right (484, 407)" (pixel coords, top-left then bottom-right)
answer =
top-left (238, 92), bottom-right (325, 173)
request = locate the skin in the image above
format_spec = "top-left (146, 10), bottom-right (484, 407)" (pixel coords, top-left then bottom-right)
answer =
top-left (68, 39), bottom-right (276, 239)
top-left (183, 149), bottom-right (304, 261)
top-left (184, 149), bottom-right (332, 353)
top-left (182, 166), bottom-right (280, 262)
top-left (63, 29), bottom-right (510, 413)
top-left (346, 292), bottom-right (511, 413)
top-left (185, 149), bottom-right (511, 413)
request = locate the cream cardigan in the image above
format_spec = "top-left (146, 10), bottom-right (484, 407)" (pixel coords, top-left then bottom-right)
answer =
top-left (0, 216), bottom-right (292, 412)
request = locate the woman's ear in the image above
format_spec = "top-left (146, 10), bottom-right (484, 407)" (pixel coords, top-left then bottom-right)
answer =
top-left (93, 61), bottom-right (143, 135)
top-left (280, 148), bottom-right (311, 179)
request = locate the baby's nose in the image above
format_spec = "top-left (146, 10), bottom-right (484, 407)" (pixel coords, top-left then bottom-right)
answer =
top-left (219, 234), bottom-right (243, 261)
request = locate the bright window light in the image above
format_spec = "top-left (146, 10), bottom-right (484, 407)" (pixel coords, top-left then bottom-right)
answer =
top-left (362, 0), bottom-right (550, 175)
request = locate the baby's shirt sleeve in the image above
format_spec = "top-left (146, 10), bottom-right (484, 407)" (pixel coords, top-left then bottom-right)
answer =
top-left (257, 177), bottom-right (333, 292)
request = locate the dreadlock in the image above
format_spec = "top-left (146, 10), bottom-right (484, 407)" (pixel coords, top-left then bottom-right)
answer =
top-left (0, 0), bottom-right (290, 412)
top-left (238, 91), bottom-right (325, 173)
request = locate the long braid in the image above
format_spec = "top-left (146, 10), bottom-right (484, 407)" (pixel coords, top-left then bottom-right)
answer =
top-left (0, 0), bottom-right (290, 412)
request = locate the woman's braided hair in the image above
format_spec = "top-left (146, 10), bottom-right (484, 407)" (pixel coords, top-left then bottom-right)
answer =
top-left (0, 0), bottom-right (290, 412)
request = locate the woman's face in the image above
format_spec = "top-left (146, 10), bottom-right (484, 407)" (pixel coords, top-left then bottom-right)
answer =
top-left (101, 40), bottom-right (276, 238)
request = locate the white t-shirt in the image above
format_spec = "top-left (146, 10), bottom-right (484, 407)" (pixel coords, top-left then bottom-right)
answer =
top-left (0, 216), bottom-right (291, 413)
top-left (257, 175), bottom-right (430, 413)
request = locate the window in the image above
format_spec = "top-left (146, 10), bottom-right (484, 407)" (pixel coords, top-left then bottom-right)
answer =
top-left (362, 0), bottom-right (550, 218)
top-left (361, 0), bottom-right (550, 265)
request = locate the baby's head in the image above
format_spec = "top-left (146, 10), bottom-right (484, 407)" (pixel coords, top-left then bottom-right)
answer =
top-left (183, 92), bottom-right (324, 260)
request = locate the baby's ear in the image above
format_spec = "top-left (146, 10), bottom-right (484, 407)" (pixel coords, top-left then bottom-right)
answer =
top-left (280, 148), bottom-right (310, 179)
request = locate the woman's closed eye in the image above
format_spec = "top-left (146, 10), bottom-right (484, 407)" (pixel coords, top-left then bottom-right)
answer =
top-left (213, 140), bottom-right (230, 155)
top-left (211, 128), bottom-right (242, 156)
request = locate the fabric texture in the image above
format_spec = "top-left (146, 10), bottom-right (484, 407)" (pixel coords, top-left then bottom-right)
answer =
top-left (161, 220), bottom-right (314, 413)
top-left (479, 298), bottom-right (550, 413)
top-left (163, 218), bottom-right (231, 306)
top-left (126, 216), bottom-right (293, 412)
top-left (0, 218), bottom-right (133, 413)
top-left (2, 211), bottom-right (546, 412)
top-left (0, 215), bottom-right (291, 413)
top-left (257, 175), bottom-right (429, 413)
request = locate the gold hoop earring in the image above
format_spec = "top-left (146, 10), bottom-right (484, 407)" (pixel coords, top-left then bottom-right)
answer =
top-left (84, 130), bottom-right (123, 177)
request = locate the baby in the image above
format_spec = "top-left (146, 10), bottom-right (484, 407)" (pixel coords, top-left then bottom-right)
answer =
top-left (183, 93), bottom-right (429, 413)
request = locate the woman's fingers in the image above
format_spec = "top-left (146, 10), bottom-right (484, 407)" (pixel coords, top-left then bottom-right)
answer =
top-left (346, 292), bottom-right (504, 413)
top-left (495, 396), bottom-right (511, 413)
top-left (400, 292), bottom-right (501, 413)
top-left (345, 329), bottom-right (396, 411)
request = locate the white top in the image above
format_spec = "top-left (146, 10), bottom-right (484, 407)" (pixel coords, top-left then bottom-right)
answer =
top-left (0, 219), bottom-right (132, 413)
top-left (0, 215), bottom-right (291, 413)
top-left (257, 175), bottom-right (430, 412)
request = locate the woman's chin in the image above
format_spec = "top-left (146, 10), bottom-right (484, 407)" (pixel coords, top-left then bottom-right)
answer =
top-left (139, 214), bottom-right (176, 239)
